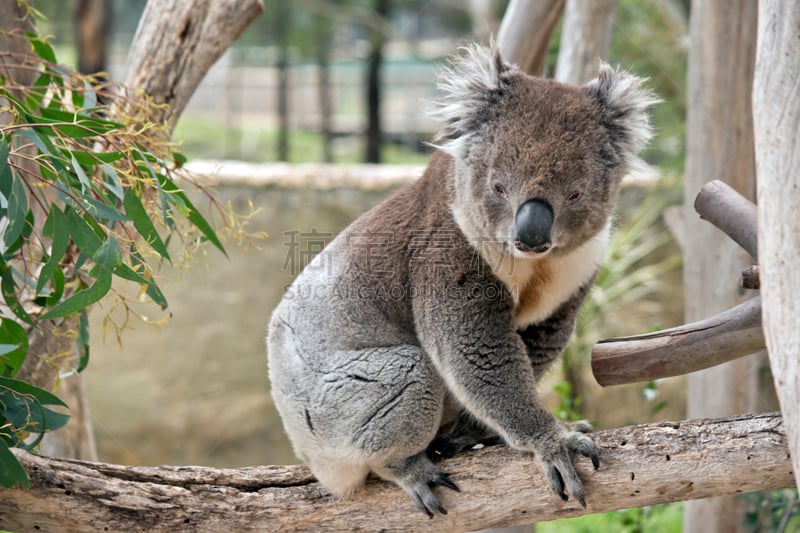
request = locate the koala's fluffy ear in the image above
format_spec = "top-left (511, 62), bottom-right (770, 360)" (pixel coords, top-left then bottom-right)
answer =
top-left (430, 44), bottom-right (516, 159)
top-left (584, 63), bottom-right (661, 160)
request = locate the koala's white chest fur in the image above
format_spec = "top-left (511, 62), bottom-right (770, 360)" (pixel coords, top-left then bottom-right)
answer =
top-left (488, 226), bottom-right (610, 329)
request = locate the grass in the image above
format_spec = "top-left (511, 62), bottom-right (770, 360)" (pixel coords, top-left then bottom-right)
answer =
top-left (173, 114), bottom-right (431, 165)
top-left (538, 502), bottom-right (683, 533)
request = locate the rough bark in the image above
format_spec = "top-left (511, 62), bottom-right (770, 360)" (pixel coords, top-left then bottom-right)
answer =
top-left (682, 1), bottom-right (762, 531)
top-left (753, 0), bottom-right (800, 491)
top-left (593, 296), bottom-right (764, 386)
top-left (123, 0), bottom-right (264, 127)
top-left (1, 414), bottom-right (792, 533)
top-left (554, 0), bottom-right (616, 84)
top-left (497, 0), bottom-right (565, 75)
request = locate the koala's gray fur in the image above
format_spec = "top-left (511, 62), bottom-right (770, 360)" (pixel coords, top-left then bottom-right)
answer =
top-left (267, 44), bottom-right (657, 517)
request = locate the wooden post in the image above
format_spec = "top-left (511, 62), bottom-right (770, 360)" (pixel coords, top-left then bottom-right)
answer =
top-left (753, 0), bottom-right (800, 491)
top-left (682, 1), bottom-right (762, 532)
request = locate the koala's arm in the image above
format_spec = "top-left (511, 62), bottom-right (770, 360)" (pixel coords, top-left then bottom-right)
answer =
top-left (519, 279), bottom-right (594, 381)
top-left (414, 271), bottom-right (597, 505)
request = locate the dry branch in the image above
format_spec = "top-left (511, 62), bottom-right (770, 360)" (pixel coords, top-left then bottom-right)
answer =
top-left (592, 177), bottom-right (764, 387)
top-left (694, 179), bottom-right (758, 259)
top-left (592, 297), bottom-right (765, 386)
top-left (1, 413), bottom-right (793, 532)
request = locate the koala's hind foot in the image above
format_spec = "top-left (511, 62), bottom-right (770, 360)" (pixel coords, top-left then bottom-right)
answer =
top-left (531, 419), bottom-right (599, 508)
top-left (373, 451), bottom-right (460, 518)
top-left (427, 410), bottom-right (502, 460)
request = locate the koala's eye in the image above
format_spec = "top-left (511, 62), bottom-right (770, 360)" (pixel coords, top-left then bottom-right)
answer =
top-left (492, 182), bottom-right (509, 199)
top-left (567, 190), bottom-right (582, 203)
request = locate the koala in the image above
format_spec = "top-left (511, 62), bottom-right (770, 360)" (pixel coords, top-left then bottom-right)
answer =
top-left (267, 44), bottom-right (656, 517)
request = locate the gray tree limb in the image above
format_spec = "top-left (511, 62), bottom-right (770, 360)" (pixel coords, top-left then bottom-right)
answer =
top-left (1, 413), bottom-right (793, 532)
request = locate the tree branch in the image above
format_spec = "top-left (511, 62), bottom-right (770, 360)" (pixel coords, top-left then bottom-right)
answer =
top-left (592, 296), bottom-right (765, 386)
top-left (2, 413), bottom-right (792, 532)
top-left (694, 179), bottom-right (758, 259)
top-left (592, 177), bottom-right (764, 386)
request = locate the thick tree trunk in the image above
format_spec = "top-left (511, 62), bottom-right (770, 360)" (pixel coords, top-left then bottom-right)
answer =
top-left (753, 0), bottom-right (800, 491)
top-left (123, 0), bottom-right (264, 128)
top-left (2, 414), bottom-right (792, 533)
top-left (682, 2), bottom-right (764, 532)
top-left (554, 0), bottom-right (616, 85)
top-left (497, 0), bottom-right (565, 75)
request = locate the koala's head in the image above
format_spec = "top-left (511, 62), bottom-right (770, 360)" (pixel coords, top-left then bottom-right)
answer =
top-left (431, 45), bottom-right (658, 259)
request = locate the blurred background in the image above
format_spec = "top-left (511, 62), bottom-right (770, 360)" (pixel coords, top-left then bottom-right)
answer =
top-left (31, 0), bottom-right (785, 531)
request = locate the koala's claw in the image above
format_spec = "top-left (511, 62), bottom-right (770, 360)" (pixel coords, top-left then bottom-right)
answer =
top-left (536, 426), bottom-right (598, 507)
top-left (409, 472), bottom-right (460, 518)
top-left (436, 471), bottom-right (461, 493)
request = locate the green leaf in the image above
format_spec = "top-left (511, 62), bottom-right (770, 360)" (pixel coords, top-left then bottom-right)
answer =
top-left (157, 175), bottom-right (226, 256)
top-left (39, 269), bottom-right (112, 320)
top-left (92, 235), bottom-right (121, 272)
top-left (172, 151), bottom-right (188, 168)
top-left (0, 439), bottom-right (29, 489)
top-left (0, 376), bottom-right (68, 408)
top-left (0, 260), bottom-right (32, 326)
top-left (19, 128), bottom-right (57, 157)
top-left (36, 208), bottom-right (70, 295)
top-left (123, 188), bottom-right (171, 262)
top-left (69, 150), bottom-right (124, 166)
top-left (33, 265), bottom-right (64, 307)
top-left (129, 245), bottom-right (168, 310)
top-left (0, 319), bottom-right (27, 377)
top-left (0, 137), bottom-right (9, 172)
top-left (64, 206), bottom-right (103, 256)
top-left (76, 309), bottom-right (89, 373)
top-left (25, 72), bottom-right (51, 109)
top-left (27, 34), bottom-right (56, 62)
top-left (70, 154), bottom-right (91, 192)
top-left (82, 195), bottom-right (127, 222)
top-left (100, 164), bottom-right (124, 201)
top-left (4, 171), bottom-right (28, 248)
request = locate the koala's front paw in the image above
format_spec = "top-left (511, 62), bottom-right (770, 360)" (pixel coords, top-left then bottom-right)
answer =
top-left (533, 421), bottom-right (599, 507)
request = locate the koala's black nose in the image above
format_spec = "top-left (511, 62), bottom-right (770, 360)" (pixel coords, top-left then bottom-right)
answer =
top-left (513, 199), bottom-right (553, 254)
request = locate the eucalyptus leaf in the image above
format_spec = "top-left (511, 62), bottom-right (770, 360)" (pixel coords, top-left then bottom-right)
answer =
top-left (0, 439), bottom-right (29, 489)
top-left (39, 269), bottom-right (112, 320)
top-left (157, 175), bottom-right (226, 256)
top-left (4, 171), bottom-right (28, 248)
top-left (0, 318), bottom-right (27, 377)
top-left (37, 208), bottom-right (70, 295)
top-left (124, 188), bottom-right (171, 262)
